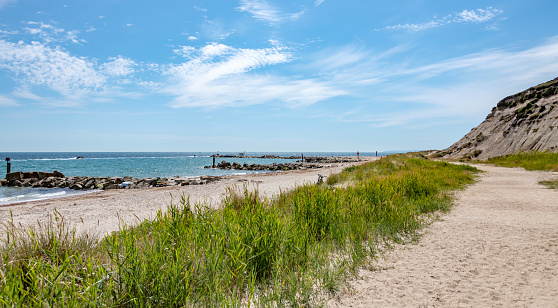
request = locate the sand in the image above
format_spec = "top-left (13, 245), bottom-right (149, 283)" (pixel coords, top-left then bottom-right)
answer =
top-left (330, 164), bottom-right (558, 307)
top-left (0, 158), bottom-right (375, 235)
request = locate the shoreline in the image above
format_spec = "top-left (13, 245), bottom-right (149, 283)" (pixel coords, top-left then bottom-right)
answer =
top-left (0, 157), bottom-right (377, 235)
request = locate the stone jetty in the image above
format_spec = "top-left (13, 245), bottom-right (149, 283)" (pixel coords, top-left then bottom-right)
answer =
top-left (205, 160), bottom-right (324, 171)
top-left (1, 170), bottom-right (221, 190)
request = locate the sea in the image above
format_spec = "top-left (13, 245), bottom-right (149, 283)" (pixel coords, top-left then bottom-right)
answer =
top-left (0, 151), bottom-right (393, 205)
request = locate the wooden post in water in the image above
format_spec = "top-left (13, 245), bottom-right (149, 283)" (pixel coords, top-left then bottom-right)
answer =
top-left (212, 155), bottom-right (216, 168)
top-left (301, 153), bottom-right (304, 163)
top-left (5, 157), bottom-right (10, 175)
top-left (376, 151), bottom-right (377, 157)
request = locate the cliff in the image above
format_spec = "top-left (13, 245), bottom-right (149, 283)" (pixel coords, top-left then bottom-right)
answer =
top-left (439, 77), bottom-right (558, 160)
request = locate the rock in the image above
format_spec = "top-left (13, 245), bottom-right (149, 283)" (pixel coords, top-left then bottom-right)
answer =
top-left (53, 170), bottom-right (65, 178)
top-left (39, 172), bottom-right (54, 179)
top-left (104, 184), bottom-right (121, 190)
top-left (6, 172), bottom-right (23, 181)
top-left (70, 183), bottom-right (83, 190)
top-left (23, 171), bottom-right (40, 179)
top-left (11, 180), bottom-right (23, 187)
top-left (0, 179), bottom-right (7, 186)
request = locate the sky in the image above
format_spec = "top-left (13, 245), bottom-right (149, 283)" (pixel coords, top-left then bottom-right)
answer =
top-left (1, 0), bottom-right (558, 152)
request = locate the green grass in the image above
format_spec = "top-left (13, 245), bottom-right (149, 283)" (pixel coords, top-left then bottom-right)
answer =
top-left (539, 180), bottom-right (558, 189)
top-left (0, 154), bottom-right (478, 306)
top-left (483, 151), bottom-right (558, 171)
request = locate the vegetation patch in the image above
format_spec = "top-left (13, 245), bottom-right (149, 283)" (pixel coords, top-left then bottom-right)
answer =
top-left (483, 151), bottom-right (558, 171)
top-left (0, 154), bottom-right (478, 306)
top-left (539, 179), bottom-right (558, 189)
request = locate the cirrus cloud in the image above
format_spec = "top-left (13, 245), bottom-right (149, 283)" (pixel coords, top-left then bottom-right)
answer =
top-left (381, 7), bottom-right (503, 33)
top-left (164, 42), bottom-right (345, 108)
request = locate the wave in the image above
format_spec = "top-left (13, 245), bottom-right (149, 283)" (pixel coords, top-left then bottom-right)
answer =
top-left (0, 194), bottom-right (26, 203)
top-left (0, 188), bottom-right (96, 205)
top-left (28, 191), bottom-right (67, 198)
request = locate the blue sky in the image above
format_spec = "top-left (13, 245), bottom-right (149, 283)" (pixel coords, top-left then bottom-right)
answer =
top-left (1, 0), bottom-right (558, 152)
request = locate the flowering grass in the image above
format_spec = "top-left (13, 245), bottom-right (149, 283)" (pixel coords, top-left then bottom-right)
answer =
top-left (0, 154), bottom-right (478, 306)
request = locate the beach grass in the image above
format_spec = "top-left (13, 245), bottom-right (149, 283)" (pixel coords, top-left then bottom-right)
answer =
top-left (482, 151), bottom-right (558, 171)
top-left (0, 154), bottom-right (478, 306)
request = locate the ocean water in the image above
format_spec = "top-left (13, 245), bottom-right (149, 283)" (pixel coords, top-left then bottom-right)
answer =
top-left (0, 152), bottom-right (390, 205)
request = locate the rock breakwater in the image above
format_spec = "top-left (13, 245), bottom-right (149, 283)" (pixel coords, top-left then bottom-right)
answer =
top-left (205, 160), bottom-right (324, 171)
top-left (1, 171), bottom-right (221, 190)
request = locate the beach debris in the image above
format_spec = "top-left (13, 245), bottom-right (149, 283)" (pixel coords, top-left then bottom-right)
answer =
top-left (317, 174), bottom-right (325, 184)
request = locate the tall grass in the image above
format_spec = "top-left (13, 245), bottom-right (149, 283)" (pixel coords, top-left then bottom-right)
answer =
top-left (0, 154), bottom-right (478, 306)
top-left (483, 151), bottom-right (558, 171)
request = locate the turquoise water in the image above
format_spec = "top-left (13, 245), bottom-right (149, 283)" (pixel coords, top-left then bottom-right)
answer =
top-left (0, 152), bottom-right (389, 205)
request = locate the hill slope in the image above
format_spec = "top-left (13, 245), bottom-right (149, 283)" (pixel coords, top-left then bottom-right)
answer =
top-left (440, 78), bottom-right (558, 160)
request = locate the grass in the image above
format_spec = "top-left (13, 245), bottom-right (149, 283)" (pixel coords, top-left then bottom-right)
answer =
top-left (0, 154), bottom-right (478, 306)
top-left (539, 180), bottom-right (558, 189)
top-left (482, 151), bottom-right (558, 171)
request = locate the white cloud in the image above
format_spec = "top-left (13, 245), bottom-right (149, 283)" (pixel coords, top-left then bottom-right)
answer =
top-left (187, 36), bottom-right (197, 41)
top-left (22, 21), bottom-right (85, 44)
top-left (381, 7), bottom-right (503, 33)
top-left (310, 37), bottom-right (558, 127)
top-left (12, 88), bottom-right (41, 100)
top-left (0, 0), bottom-right (16, 9)
top-left (457, 8), bottom-right (502, 23)
top-left (0, 40), bottom-right (105, 97)
top-left (0, 95), bottom-right (18, 106)
top-left (101, 56), bottom-right (136, 76)
top-left (237, 0), bottom-right (305, 25)
top-left (164, 42), bottom-right (344, 108)
top-left (314, 0), bottom-right (325, 7)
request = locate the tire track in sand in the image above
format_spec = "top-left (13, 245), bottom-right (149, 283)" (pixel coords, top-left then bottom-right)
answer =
top-left (330, 164), bottom-right (558, 307)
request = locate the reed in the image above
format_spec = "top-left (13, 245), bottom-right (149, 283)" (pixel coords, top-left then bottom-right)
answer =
top-left (0, 154), bottom-right (478, 306)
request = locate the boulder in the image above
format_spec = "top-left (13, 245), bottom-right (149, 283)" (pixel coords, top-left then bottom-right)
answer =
top-left (10, 180), bottom-right (23, 187)
top-left (23, 171), bottom-right (40, 179)
top-left (39, 172), bottom-right (54, 179)
top-left (0, 179), bottom-right (6, 186)
top-left (53, 170), bottom-right (65, 178)
top-left (6, 172), bottom-right (23, 181)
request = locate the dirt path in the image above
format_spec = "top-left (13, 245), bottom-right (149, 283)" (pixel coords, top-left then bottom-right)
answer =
top-left (330, 164), bottom-right (558, 307)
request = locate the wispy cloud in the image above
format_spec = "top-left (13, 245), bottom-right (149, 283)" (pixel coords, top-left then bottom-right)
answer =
top-left (0, 95), bottom-right (18, 106)
top-left (381, 7), bottom-right (503, 33)
top-left (101, 56), bottom-right (137, 76)
top-left (0, 0), bottom-right (16, 10)
top-left (0, 40), bottom-right (147, 103)
top-left (22, 21), bottom-right (86, 44)
top-left (237, 0), bottom-right (305, 26)
top-left (164, 42), bottom-right (344, 108)
top-left (314, 0), bottom-right (325, 7)
top-left (311, 37), bottom-right (558, 127)
top-left (0, 40), bottom-right (105, 97)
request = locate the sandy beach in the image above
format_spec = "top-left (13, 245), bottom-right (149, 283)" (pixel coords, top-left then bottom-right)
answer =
top-left (0, 158), bottom-right (376, 235)
top-left (330, 164), bottom-right (558, 307)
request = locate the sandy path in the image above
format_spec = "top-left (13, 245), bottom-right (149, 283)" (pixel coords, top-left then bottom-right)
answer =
top-left (0, 159), bottom-right (375, 236)
top-left (331, 164), bottom-right (558, 307)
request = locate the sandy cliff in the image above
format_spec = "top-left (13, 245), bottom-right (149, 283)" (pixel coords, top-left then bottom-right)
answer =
top-left (440, 77), bottom-right (558, 160)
